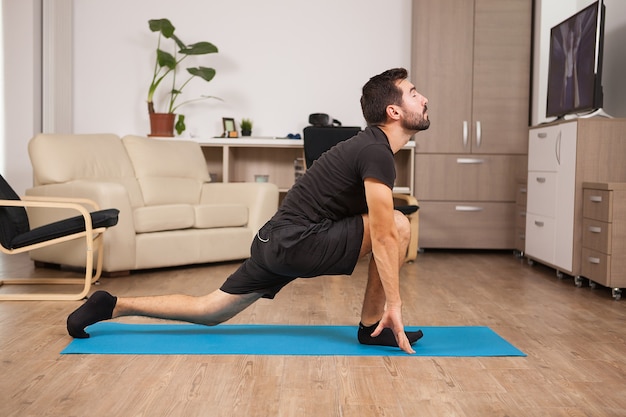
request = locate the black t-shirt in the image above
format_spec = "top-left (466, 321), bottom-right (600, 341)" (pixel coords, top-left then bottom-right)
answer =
top-left (275, 126), bottom-right (396, 224)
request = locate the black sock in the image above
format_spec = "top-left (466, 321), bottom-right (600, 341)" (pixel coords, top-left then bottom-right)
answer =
top-left (67, 291), bottom-right (117, 338)
top-left (358, 321), bottom-right (423, 347)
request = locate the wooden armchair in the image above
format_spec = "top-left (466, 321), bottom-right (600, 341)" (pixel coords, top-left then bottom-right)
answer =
top-left (0, 174), bottom-right (119, 300)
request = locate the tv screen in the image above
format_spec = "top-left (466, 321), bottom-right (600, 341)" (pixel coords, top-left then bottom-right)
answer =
top-left (546, 1), bottom-right (605, 118)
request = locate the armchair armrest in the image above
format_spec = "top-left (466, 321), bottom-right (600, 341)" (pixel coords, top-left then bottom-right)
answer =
top-left (392, 193), bottom-right (419, 207)
top-left (26, 180), bottom-right (137, 271)
top-left (0, 197), bottom-right (101, 254)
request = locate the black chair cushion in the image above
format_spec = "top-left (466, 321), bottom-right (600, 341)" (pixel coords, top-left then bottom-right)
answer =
top-left (0, 175), bottom-right (31, 248)
top-left (394, 205), bottom-right (419, 215)
top-left (9, 208), bottom-right (120, 249)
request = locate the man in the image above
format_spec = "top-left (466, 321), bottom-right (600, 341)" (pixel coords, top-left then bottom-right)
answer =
top-left (67, 67), bottom-right (430, 354)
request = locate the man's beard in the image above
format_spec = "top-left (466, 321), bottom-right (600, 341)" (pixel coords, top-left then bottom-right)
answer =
top-left (402, 108), bottom-right (430, 131)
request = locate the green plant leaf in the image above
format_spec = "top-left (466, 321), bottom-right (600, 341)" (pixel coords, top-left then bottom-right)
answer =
top-left (156, 49), bottom-right (176, 70)
top-left (187, 67), bottom-right (216, 82)
top-left (180, 42), bottom-right (218, 55)
top-left (149, 19), bottom-right (175, 38)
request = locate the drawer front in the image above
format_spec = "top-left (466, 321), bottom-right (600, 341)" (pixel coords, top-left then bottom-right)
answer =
top-left (415, 154), bottom-right (525, 201)
top-left (418, 201), bottom-right (515, 249)
top-left (582, 189), bottom-right (612, 222)
top-left (528, 121), bottom-right (577, 171)
top-left (581, 248), bottom-right (610, 287)
top-left (525, 213), bottom-right (555, 264)
top-left (582, 218), bottom-right (611, 254)
top-left (526, 171), bottom-right (557, 217)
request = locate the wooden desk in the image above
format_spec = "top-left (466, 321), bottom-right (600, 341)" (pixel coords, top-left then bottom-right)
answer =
top-left (196, 137), bottom-right (415, 195)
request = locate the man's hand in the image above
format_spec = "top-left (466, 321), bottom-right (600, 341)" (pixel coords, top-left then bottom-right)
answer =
top-left (371, 307), bottom-right (415, 354)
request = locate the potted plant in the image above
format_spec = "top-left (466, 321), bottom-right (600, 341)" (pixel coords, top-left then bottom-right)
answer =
top-left (147, 18), bottom-right (220, 136)
top-left (240, 118), bottom-right (253, 136)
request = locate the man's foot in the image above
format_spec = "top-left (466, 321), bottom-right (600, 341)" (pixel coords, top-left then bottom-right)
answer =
top-left (67, 291), bottom-right (117, 338)
top-left (357, 321), bottom-right (423, 347)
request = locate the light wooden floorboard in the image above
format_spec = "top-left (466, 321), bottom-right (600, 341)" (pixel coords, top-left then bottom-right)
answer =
top-left (1, 250), bottom-right (625, 417)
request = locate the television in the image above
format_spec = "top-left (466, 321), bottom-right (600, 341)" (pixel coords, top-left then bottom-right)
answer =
top-left (546, 0), bottom-right (606, 119)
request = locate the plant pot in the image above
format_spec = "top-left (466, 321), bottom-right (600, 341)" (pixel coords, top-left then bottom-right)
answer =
top-left (148, 113), bottom-right (175, 137)
top-left (241, 130), bottom-right (252, 137)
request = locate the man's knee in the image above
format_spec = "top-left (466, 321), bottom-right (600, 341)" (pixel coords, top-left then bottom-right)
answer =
top-left (394, 210), bottom-right (411, 246)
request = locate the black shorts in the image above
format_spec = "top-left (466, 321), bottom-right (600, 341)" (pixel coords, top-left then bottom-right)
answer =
top-left (219, 216), bottom-right (364, 299)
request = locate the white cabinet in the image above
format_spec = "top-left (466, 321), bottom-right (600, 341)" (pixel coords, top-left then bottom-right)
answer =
top-left (525, 119), bottom-right (626, 277)
top-left (526, 122), bottom-right (577, 271)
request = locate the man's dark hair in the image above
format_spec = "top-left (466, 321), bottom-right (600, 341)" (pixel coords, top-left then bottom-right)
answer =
top-left (360, 68), bottom-right (408, 126)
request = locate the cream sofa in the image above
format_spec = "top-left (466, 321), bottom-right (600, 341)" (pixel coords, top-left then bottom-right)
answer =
top-left (25, 134), bottom-right (279, 274)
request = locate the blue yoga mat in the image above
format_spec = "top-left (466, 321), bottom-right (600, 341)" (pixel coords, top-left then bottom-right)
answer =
top-left (61, 323), bottom-right (525, 357)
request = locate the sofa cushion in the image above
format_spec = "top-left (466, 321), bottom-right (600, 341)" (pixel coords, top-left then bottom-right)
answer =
top-left (28, 133), bottom-right (145, 208)
top-left (133, 204), bottom-right (195, 233)
top-left (194, 204), bottom-right (248, 228)
top-left (122, 135), bottom-right (210, 206)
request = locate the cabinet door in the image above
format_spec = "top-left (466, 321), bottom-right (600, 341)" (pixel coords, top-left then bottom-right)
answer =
top-left (412, 0), bottom-right (530, 155)
top-left (472, 0), bottom-right (531, 154)
top-left (412, 0), bottom-right (474, 154)
top-left (553, 123), bottom-right (578, 271)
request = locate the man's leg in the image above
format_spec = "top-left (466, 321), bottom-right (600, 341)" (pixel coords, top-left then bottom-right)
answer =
top-left (357, 211), bottom-right (423, 346)
top-left (67, 289), bottom-right (262, 338)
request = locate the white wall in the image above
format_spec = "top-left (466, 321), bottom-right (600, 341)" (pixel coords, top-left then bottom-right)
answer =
top-left (532, 0), bottom-right (626, 125)
top-left (0, 0), bottom-right (41, 194)
top-left (72, 0), bottom-right (412, 139)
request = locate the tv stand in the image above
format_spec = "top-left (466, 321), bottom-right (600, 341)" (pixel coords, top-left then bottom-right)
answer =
top-left (581, 108), bottom-right (613, 118)
top-left (564, 108), bottom-right (613, 120)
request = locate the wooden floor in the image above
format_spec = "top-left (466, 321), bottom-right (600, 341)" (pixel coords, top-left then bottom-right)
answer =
top-left (1, 250), bottom-right (625, 417)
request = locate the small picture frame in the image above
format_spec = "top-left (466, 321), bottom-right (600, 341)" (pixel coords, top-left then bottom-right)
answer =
top-left (222, 117), bottom-right (237, 138)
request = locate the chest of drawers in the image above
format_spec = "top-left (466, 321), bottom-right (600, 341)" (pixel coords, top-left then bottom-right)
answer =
top-left (581, 182), bottom-right (626, 300)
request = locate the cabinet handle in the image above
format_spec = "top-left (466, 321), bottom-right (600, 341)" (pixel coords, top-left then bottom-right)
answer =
top-left (588, 226), bottom-right (602, 233)
top-left (456, 158), bottom-right (484, 164)
top-left (555, 130), bottom-right (562, 165)
top-left (587, 256), bottom-right (601, 264)
top-left (462, 121), bottom-right (468, 148)
top-left (520, 187), bottom-right (527, 193)
top-left (536, 177), bottom-right (546, 183)
top-left (589, 195), bottom-right (603, 203)
top-left (476, 121), bottom-right (482, 148)
top-left (534, 220), bottom-right (544, 227)
top-left (537, 132), bottom-right (547, 139)
top-left (455, 205), bottom-right (484, 212)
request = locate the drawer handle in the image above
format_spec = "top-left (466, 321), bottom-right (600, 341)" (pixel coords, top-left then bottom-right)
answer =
top-left (456, 158), bottom-right (484, 164)
top-left (589, 195), bottom-right (603, 203)
top-left (534, 220), bottom-right (544, 227)
top-left (588, 226), bottom-right (602, 233)
top-left (520, 187), bottom-right (527, 194)
top-left (455, 205), bottom-right (484, 212)
top-left (537, 132), bottom-right (547, 139)
top-left (587, 257), bottom-right (601, 264)
top-left (536, 177), bottom-right (546, 183)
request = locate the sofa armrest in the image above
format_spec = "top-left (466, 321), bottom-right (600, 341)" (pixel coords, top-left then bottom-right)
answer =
top-left (199, 182), bottom-right (279, 233)
top-left (26, 180), bottom-right (137, 271)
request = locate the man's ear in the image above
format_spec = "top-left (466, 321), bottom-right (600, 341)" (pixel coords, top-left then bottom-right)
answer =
top-left (386, 104), bottom-right (401, 121)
